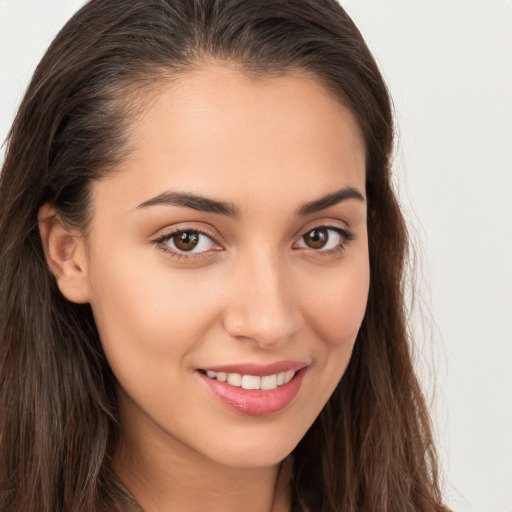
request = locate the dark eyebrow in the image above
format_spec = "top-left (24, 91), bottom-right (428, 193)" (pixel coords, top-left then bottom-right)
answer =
top-left (137, 191), bottom-right (240, 217)
top-left (297, 186), bottom-right (365, 216)
top-left (137, 186), bottom-right (363, 218)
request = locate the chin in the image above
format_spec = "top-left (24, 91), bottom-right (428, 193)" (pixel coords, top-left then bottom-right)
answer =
top-left (205, 425), bottom-right (305, 469)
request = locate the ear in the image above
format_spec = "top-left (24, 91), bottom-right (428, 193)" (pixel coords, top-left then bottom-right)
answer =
top-left (38, 203), bottom-right (90, 304)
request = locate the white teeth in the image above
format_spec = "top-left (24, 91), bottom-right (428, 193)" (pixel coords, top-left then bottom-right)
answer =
top-left (205, 369), bottom-right (296, 389)
top-left (284, 370), bottom-right (295, 384)
top-left (241, 375), bottom-right (261, 390)
top-left (227, 373), bottom-right (242, 387)
top-left (261, 374), bottom-right (277, 390)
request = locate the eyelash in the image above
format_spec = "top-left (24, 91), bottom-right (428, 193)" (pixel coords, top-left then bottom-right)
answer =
top-left (153, 228), bottom-right (221, 262)
top-left (153, 224), bottom-right (355, 262)
top-left (293, 225), bottom-right (355, 257)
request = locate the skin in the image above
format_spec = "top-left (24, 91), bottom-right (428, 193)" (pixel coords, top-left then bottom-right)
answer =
top-left (40, 64), bottom-right (369, 512)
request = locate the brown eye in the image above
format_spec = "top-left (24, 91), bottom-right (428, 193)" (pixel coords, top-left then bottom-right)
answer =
top-left (163, 230), bottom-right (215, 254)
top-left (173, 231), bottom-right (200, 251)
top-left (296, 226), bottom-right (350, 252)
top-left (302, 228), bottom-right (329, 249)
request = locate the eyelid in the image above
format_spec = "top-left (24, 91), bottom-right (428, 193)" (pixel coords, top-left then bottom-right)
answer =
top-left (152, 222), bottom-right (223, 244)
top-left (294, 219), bottom-right (353, 240)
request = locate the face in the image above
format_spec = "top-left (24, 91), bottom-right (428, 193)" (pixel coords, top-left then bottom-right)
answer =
top-left (78, 65), bottom-right (369, 469)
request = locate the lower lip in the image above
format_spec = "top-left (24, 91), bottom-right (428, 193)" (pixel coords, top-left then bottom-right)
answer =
top-left (198, 368), bottom-right (307, 416)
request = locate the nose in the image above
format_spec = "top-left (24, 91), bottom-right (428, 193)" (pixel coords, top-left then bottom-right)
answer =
top-left (222, 250), bottom-right (304, 348)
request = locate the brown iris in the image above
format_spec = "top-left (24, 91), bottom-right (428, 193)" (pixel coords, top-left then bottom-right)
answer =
top-left (173, 231), bottom-right (200, 251)
top-left (302, 228), bottom-right (329, 249)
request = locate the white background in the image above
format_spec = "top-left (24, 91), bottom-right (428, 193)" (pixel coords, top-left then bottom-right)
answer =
top-left (1, 1), bottom-right (511, 511)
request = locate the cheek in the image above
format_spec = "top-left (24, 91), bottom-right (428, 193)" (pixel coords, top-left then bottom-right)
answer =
top-left (291, 254), bottom-right (369, 432)
top-left (85, 249), bottom-right (221, 385)
top-left (303, 257), bottom-right (370, 348)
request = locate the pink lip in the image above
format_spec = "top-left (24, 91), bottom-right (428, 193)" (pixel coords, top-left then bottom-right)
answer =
top-left (197, 362), bottom-right (308, 417)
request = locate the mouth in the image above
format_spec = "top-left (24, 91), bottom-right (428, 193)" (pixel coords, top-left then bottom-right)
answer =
top-left (199, 369), bottom-right (297, 391)
top-left (197, 362), bottom-right (308, 416)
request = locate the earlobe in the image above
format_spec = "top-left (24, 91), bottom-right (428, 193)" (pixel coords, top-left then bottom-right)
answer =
top-left (38, 203), bottom-right (90, 304)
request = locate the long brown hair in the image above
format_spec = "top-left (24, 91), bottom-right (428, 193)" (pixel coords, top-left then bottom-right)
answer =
top-left (0, 1), bottom-right (448, 511)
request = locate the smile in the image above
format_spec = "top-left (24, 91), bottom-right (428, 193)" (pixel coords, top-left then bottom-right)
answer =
top-left (198, 362), bottom-right (308, 416)
top-left (205, 370), bottom-right (296, 390)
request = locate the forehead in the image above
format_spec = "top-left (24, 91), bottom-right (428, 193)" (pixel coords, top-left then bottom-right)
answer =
top-left (97, 64), bottom-right (366, 212)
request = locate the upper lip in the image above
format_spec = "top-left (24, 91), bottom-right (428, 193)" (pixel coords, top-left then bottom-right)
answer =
top-left (199, 361), bottom-right (308, 377)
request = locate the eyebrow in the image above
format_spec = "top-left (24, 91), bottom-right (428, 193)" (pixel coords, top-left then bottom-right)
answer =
top-left (136, 186), bottom-right (364, 217)
top-left (296, 186), bottom-right (365, 216)
top-left (137, 191), bottom-right (240, 217)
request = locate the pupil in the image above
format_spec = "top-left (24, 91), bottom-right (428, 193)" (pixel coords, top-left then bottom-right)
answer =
top-left (174, 231), bottom-right (199, 251)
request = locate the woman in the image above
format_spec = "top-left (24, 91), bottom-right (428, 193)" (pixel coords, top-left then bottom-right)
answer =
top-left (0, 1), bottom-right (449, 511)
